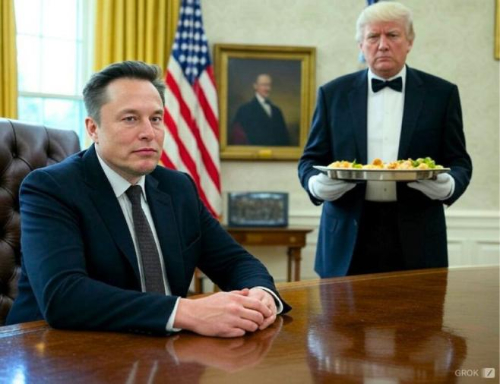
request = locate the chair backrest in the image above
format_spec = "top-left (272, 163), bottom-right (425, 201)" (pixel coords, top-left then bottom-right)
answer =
top-left (0, 118), bottom-right (81, 325)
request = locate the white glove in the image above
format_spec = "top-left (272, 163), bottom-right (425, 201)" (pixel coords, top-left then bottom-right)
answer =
top-left (407, 173), bottom-right (455, 200)
top-left (309, 173), bottom-right (356, 201)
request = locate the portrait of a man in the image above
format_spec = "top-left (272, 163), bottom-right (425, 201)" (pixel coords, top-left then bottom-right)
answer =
top-left (230, 73), bottom-right (290, 146)
top-left (226, 58), bottom-right (301, 147)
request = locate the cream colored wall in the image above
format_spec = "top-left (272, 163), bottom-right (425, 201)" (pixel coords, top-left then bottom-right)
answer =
top-left (201, 0), bottom-right (500, 283)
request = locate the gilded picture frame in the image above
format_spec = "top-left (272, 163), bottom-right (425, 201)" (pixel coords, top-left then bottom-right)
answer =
top-left (214, 44), bottom-right (316, 160)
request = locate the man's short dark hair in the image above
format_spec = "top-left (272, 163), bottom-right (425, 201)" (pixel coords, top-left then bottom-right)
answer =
top-left (83, 61), bottom-right (166, 124)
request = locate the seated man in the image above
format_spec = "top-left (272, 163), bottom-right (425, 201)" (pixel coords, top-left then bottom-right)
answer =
top-left (6, 60), bottom-right (290, 337)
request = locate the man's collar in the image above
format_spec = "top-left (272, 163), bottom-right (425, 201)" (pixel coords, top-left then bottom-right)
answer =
top-left (95, 150), bottom-right (146, 199)
top-left (368, 66), bottom-right (407, 92)
top-left (255, 93), bottom-right (267, 104)
top-left (368, 65), bottom-right (406, 82)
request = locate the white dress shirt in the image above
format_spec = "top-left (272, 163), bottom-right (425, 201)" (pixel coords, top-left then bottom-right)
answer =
top-left (255, 93), bottom-right (272, 117)
top-left (96, 152), bottom-right (180, 331)
top-left (366, 66), bottom-right (406, 202)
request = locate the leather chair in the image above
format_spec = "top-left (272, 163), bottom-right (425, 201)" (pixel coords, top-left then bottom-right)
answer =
top-left (0, 118), bottom-right (80, 325)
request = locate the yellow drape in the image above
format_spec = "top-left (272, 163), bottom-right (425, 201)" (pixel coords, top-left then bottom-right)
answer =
top-left (93, 0), bottom-right (180, 73)
top-left (0, 0), bottom-right (18, 118)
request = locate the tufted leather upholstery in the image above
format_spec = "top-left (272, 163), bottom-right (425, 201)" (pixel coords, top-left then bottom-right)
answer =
top-left (0, 118), bottom-right (80, 325)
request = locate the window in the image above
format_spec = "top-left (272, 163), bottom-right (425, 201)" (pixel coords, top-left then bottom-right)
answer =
top-left (15, 0), bottom-right (94, 147)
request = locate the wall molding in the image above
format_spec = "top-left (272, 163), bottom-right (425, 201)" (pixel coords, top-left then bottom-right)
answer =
top-left (201, 209), bottom-right (498, 289)
top-left (289, 208), bottom-right (499, 271)
top-left (289, 209), bottom-right (500, 230)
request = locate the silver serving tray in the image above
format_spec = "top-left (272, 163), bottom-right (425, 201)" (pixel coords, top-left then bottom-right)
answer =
top-left (313, 165), bottom-right (451, 181)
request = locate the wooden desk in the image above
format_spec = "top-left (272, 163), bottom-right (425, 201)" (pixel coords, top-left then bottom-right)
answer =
top-left (1, 267), bottom-right (498, 383)
top-left (226, 226), bottom-right (313, 282)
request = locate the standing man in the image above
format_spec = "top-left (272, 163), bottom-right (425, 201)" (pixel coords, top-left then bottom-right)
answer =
top-left (7, 61), bottom-right (290, 336)
top-left (230, 73), bottom-right (290, 146)
top-left (298, 2), bottom-right (472, 277)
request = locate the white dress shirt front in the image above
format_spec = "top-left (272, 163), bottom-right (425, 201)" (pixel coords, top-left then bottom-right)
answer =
top-left (365, 66), bottom-right (407, 202)
top-left (96, 152), bottom-right (180, 331)
top-left (255, 93), bottom-right (272, 117)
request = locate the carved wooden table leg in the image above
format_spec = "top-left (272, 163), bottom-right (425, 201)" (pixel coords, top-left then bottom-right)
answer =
top-left (287, 247), bottom-right (302, 281)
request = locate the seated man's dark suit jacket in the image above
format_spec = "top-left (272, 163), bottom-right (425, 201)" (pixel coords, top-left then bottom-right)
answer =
top-left (7, 145), bottom-right (290, 334)
top-left (230, 97), bottom-right (290, 146)
top-left (298, 66), bottom-right (472, 278)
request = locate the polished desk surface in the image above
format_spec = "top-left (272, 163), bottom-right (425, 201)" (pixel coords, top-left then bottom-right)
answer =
top-left (1, 267), bottom-right (498, 383)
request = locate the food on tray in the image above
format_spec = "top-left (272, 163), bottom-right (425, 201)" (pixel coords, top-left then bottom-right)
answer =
top-left (327, 157), bottom-right (444, 170)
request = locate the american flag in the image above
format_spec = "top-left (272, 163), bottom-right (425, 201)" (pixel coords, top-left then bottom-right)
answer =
top-left (162, 0), bottom-right (221, 218)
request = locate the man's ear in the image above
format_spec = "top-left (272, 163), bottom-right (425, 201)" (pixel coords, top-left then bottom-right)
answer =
top-left (407, 37), bottom-right (414, 53)
top-left (85, 117), bottom-right (99, 144)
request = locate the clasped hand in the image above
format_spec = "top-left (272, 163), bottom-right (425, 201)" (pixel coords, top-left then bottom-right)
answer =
top-left (175, 288), bottom-right (277, 338)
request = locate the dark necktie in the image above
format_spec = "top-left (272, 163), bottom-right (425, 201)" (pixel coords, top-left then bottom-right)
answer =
top-left (126, 185), bottom-right (165, 294)
top-left (371, 77), bottom-right (403, 93)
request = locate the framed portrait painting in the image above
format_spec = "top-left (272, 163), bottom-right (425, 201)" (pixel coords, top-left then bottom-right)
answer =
top-left (214, 44), bottom-right (316, 160)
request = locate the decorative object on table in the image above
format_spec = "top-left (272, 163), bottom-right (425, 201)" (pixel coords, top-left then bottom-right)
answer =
top-left (227, 192), bottom-right (288, 227)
